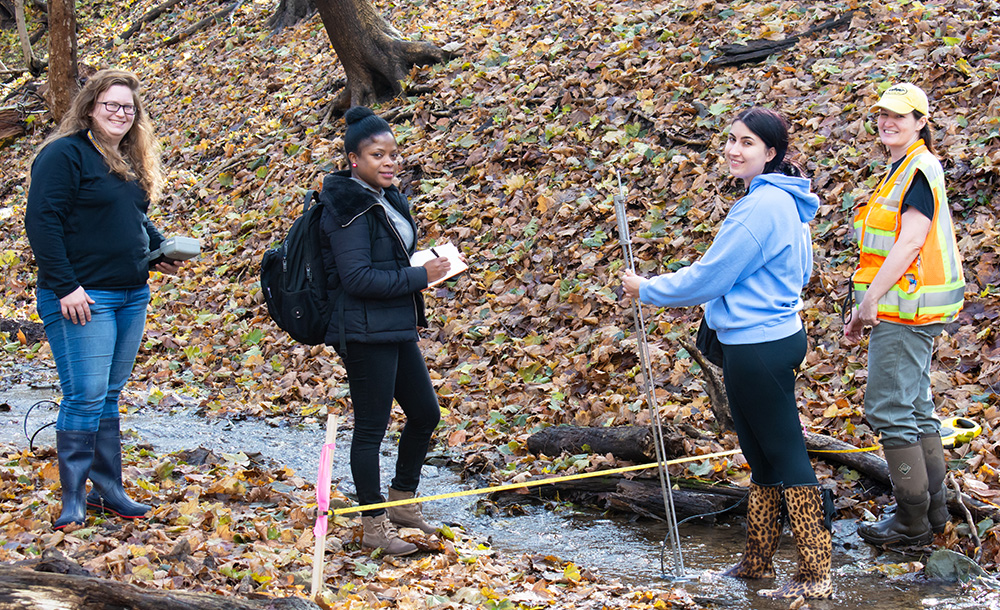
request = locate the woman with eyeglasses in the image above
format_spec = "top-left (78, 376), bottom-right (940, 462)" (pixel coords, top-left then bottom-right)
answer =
top-left (844, 83), bottom-right (965, 547)
top-left (25, 69), bottom-right (185, 529)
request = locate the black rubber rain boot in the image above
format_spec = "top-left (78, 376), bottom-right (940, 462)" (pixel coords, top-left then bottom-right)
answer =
top-left (858, 442), bottom-right (932, 546)
top-left (85, 418), bottom-right (151, 519)
top-left (921, 432), bottom-right (949, 533)
top-left (54, 430), bottom-right (97, 529)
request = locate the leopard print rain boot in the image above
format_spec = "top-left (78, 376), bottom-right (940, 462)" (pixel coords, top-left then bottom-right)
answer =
top-left (758, 485), bottom-right (832, 599)
top-left (723, 482), bottom-right (783, 579)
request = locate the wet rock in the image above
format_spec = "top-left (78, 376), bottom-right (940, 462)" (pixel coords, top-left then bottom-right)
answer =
top-left (924, 548), bottom-right (988, 583)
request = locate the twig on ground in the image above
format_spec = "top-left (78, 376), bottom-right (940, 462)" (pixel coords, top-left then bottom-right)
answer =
top-left (949, 472), bottom-right (982, 563)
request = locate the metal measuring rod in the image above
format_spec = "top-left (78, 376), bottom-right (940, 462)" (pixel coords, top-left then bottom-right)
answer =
top-left (613, 171), bottom-right (687, 582)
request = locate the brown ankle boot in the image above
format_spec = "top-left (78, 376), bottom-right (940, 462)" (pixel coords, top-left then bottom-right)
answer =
top-left (759, 486), bottom-right (832, 599)
top-left (386, 487), bottom-right (437, 534)
top-left (361, 513), bottom-right (417, 556)
top-left (723, 483), bottom-right (782, 579)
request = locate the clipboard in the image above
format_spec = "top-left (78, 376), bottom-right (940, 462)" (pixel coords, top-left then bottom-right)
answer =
top-left (409, 242), bottom-right (468, 287)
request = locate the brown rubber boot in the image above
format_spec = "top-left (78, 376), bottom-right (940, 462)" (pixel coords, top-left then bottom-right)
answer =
top-left (361, 513), bottom-right (417, 556)
top-left (921, 433), bottom-right (949, 533)
top-left (858, 442), bottom-right (933, 546)
top-left (386, 487), bottom-right (437, 534)
top-left (759, 486), bottom-right (833, 599)
top-left (723, 483), bottom-right (782, 579)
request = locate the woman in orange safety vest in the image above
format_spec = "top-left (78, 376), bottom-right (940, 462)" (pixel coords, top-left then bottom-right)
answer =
top-left (844, 83), bottom-right (965, 548)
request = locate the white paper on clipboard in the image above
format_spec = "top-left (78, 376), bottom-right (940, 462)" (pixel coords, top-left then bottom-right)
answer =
top-left (409, 242), bottom-right (468, 287)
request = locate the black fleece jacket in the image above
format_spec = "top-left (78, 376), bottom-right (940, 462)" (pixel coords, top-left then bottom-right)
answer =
top-left (319, 171), bottom-right (429, 345)
top-left (25, 130), bottom-right (164, 298)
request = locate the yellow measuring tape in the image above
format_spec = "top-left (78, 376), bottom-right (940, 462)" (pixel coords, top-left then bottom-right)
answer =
top-left (808, 445), bottom-right (882, 454)
top-left (330, 449), bottom-right (742, 516)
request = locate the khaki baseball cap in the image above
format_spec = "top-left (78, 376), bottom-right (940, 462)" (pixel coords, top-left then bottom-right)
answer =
top-left (872, 83), bottom-right (930, 116)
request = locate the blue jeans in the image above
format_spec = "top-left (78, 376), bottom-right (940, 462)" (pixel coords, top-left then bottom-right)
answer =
top-left (865, 321), bottom-right (944, 448)
top-left (37, 286), bottom-right (150, 432)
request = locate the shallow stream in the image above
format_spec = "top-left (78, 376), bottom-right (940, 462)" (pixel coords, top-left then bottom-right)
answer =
top-left (1, 369), bottom-right (996, 609)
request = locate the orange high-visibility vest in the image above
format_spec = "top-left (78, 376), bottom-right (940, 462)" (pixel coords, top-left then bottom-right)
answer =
top-left (852, 140), bottom-right (964, 325)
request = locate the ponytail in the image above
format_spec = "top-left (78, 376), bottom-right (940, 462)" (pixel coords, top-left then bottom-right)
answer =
top-left (912, 110), bottom-right (938, 156)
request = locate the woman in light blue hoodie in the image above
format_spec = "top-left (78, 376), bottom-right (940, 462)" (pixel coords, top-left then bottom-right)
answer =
top-left (622, 108), bottom-right (831, 599)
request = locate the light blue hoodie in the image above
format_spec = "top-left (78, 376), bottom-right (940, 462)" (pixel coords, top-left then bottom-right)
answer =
top-left (638, 173), bottom-right (820, 345)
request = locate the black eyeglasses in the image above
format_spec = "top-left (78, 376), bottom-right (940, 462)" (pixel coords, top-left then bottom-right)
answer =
top-left (98, 101), bottom-right (136, 115)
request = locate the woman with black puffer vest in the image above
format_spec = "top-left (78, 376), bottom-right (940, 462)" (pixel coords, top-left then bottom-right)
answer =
top-left (318, 106), bottom-right (451, 556)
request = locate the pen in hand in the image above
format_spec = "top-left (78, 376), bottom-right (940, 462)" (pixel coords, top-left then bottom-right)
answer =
top-left (431, 248), bottom-right (440, 258)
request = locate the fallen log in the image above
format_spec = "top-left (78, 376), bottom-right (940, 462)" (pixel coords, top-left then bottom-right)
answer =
top-left (677, 337), bottom-right (733, 433)
top-left (607, 479), bottom-right (747, 522)
top-left (0, 554), bottom-right (319, 610)
top-left (708, 10), bottom-right (856, 67)
top-left (163, 0), bottom-right (241, 46)
top-left (526, 424), bottom-right (688, 462)
top-left (526, 425), bottom-right (890, 485)
top-left (803, 430), bottom-right (889, 486)
top-left (108, 0), bottom-right (186, 48)
top-left (491, 473), bottom-right (747, 522)
top-left (0, 107), bottom-right (26, 142)
top-left (522, 425), bottom-right (1000, 524)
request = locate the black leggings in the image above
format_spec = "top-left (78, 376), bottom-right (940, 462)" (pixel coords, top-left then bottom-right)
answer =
top-left (721, 329), bottom-right (817, 487)
top-left (339, 341), bottom-right (440, 516)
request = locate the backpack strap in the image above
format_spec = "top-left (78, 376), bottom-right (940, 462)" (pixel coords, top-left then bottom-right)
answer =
top-left (303, 189), bottom-right (320, 214)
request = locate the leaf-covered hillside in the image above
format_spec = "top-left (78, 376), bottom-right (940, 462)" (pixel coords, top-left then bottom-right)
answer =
top-left (1, 0), bottom-right (999, 572)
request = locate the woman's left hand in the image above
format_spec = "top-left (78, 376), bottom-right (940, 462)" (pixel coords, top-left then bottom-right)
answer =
top-left (153, 260), bottom-right (184, 275)
top-left (622, 269), bottom-right (643, 301)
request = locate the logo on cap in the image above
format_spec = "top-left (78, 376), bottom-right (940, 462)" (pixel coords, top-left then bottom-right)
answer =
top-left (872, 83), bottom-right (929, 117)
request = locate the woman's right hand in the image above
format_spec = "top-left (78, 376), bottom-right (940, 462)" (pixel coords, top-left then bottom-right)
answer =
top-left (622, 269), bottom-right (643, 301)
top-left (60, 286), bottom-right (95, 325)
top-left (843, 295), bottom-right (880, 344)
top-left (424, 257), bottom-right (451, 284)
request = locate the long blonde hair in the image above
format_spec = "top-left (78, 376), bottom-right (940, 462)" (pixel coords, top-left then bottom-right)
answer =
top-left (36, 69), bottom-right (164, 203)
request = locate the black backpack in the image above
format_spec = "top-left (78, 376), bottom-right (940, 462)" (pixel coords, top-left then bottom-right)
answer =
top-left (260, 190), bottom-right (331, 345)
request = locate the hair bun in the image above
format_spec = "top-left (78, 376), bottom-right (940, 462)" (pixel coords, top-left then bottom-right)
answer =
top-left (345, 106), bottom-right (375, 126)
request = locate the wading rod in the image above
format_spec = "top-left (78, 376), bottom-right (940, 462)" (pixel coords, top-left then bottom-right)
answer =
top-left (614, 171), bottom-right (687, 582)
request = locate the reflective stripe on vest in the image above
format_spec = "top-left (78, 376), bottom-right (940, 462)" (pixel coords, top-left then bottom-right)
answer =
top-left (852, 140), bottom-right (965, 325)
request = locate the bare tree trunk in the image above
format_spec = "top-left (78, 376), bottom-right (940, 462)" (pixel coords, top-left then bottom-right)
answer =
top-left (678, 336), bottom-right (735, 433)
top-left (268, 0), bottom-right (314, 31)
top-left (313, 0), bottom-right (449, 109)
top-left (14, 0), bottom-right (46, 76)
top-left (46, 0), bottom-right (76, 122)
